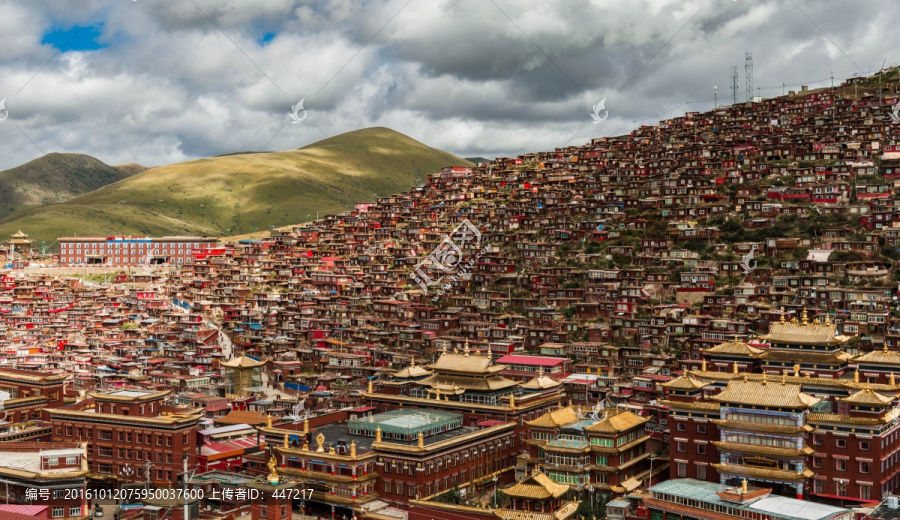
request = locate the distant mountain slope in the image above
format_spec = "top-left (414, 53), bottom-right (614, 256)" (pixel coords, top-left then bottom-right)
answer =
top-left (464, 156), bottom-right (492, 164)
top-left (0, 153), bottom-right (137, 218)
top-left (114, 163), bottom-right (150, 176)
top-left (0, 128), bottom-right (472, 243)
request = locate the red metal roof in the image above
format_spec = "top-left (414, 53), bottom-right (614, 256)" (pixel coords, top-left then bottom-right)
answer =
top-left (496, 355), bottom-right (565, 367)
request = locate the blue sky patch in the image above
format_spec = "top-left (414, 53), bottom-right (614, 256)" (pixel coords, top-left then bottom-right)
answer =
top-left (42, 24), bottom-right (107, 52)
top-left (258, 32), bottom-right (276, 46)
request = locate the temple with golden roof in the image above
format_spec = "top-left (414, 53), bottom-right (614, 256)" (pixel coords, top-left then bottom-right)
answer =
top-left (365, 341), bottom-right (565, 468)
top-left (523, 405), bottom-right (657, 494)
top-left (756, 309), bottom-right (853, 378)
top-left (661, 364), bottom-right (900, 504)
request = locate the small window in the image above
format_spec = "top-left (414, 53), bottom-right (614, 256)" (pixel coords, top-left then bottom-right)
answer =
top-left (836, 438), bottom-right (847, 449)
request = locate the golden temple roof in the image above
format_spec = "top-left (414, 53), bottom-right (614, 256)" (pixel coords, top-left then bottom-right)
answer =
top-left (221, 355), bottom-right (267, 368)
top-left (809, 409), bottom-right (900, 426)
top-left (688, 369), bottom-right (900, 393)
top-left (712, 463), bottom-right (815, 482)
top-left (521, 376), bottom-right (562, 390)
top-left (709, 378), bottom-right (820, 409)
top-left (501, 469), bottom-right (570, 500)
top-left (855, 346), bottom-right (900, 366)
top-left (711, 441), bottom-right (814, 458)
top-left (711, 419), bottom-right (813, 435)
top-left (759, 310), bottom-right (848, 345)
top-left (761, 350), bottom-right (850, 364)
top-left (428, 348), bottom-right (506, 374)
top-left (662, 373), bottom-right (709, 391)
top-left (527, 406), bottom-right (581, 429)
top-left (418, 373), bottom-right (518, 392)
top-left (703, 341), bottom-right (764, 357)
top-left (843, 387), bottom-right (894, 406)
top-left (660, 400), bottom-right (720, 412)
top-left (584, 409), bottom-right (648, 434)
top-left (496, 501), bottom-right (579, 520)
top-left (392, 360), bottom-right (432, 379)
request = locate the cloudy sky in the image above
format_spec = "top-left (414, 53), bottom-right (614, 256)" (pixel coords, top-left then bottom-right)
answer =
top-left (0, 0), bottom-right (894, 170)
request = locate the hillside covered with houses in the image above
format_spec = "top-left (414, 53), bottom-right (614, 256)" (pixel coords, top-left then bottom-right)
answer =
top-left (8, 68), bottom-right (900, 520)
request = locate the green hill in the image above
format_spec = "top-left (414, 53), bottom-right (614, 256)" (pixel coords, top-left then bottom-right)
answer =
top-left (0, 153), bottom-right (137, 218)
top-left (0, 128), bottom-right (471, 245)
top-left (464, 156), bottom-right (493, 164)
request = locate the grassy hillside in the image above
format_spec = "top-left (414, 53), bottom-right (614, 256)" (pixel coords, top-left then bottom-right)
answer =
top-left (114, 163), bottom-right (150, 176)
top-left (0, 153), bottom-right (137, 218)
top-left (0, 128), bottom-right (471, 245)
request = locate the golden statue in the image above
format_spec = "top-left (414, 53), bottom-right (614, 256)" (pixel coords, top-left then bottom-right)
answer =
top-left (316, 432), bottom-right (326, 453)
top-left (267, 454), bottom-right (280, 484)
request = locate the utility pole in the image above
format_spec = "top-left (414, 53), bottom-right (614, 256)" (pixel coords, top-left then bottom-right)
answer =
top-left (714, 85), bottom-right (718, 109)
top-left (731, 66), bottom-right (739, 105)
top-left (831, 71), bottom-right (836, 124)
top-left (745, 52), bottom-right (753, 103)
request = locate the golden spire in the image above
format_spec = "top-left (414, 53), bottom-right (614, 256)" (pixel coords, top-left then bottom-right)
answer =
top-left (801, 308), bottom-right (808, 325)
top-left (464, 340), bottom-right (470, 357)
top-left (794, 364), bottom-right (801, 377)
top-left (885, 344), bottom-right (890, 353)
top-left (418, 431), bottom-right (424, 448)
top-left (701, 359), bottom-right (707, 371)
top-left (375, 426), bottom-right (382, 442)
top-left (762, 372), bottom-right (767, 385)
top-left (351, 440), bottom-right (357, 457)
top-left (854, 369), bottom-right (859, 383)
top-left (509, 393), bottom-right (515, 407)
top-left (780, 312), bottom-right (785, 323)
top-left (741, 479), bottom-right (748, 493)
top-left (733, 362), bottom-right (738, 374)
top-left (824, 313), bottom-right (831, 325)
top-left (891, 372), bottom-right (897, 386)
top-left (283, 434), bottom-right (288, 449)
top-left (410, 357), bottom-right (416, 367)
top-left (781, 373), bottom-right (787, 385)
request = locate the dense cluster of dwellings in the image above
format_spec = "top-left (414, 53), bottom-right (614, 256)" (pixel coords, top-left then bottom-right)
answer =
top-left (3, 71), bottom-right (900, 519)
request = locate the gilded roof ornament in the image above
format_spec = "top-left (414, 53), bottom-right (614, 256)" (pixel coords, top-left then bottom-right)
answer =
top-left (267, 454), bottom-right (280, 485)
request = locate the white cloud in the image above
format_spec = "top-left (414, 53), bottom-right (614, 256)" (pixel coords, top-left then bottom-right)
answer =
top-left (0, 0), bottom-right (896, 169)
